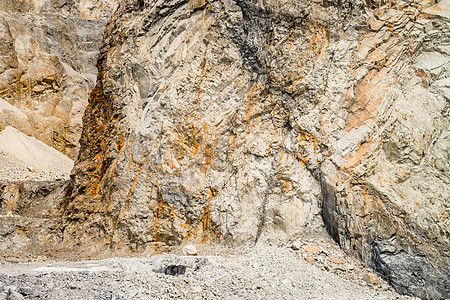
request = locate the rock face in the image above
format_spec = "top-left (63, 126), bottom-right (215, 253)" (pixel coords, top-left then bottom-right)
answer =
top-left (0, 180), bottom-right (69, 259)
top-left (63, 0), bottom-right (449, 298)
top-left (0, 0), bottom-right (117, 158)
top-left (0, 0), bottom-right (118, 19)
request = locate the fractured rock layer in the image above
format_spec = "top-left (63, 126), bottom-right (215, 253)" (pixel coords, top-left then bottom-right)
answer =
top-left (64, 0), bottom-right (449, 298)
top-left (0, 0), bottom-right (117, 158)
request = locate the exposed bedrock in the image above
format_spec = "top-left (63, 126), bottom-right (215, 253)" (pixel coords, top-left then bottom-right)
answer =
top-left (64, 0), bottom-right (449, 298)
top-left (0, 0), bottom-right (117, 158)
top-left (0, 180), bottom-right (70, 259)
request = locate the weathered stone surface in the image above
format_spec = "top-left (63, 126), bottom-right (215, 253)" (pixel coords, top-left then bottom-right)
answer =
top-left (0, 0), bottom-right (116, 158)
top-left (62, 0), bottom-right (449, 298)
top-left (0, 180), bottom-right (69, 217)
top-left (0, 0), bottom-right (118, 20)
top-left (0, 180), bottom-right (72, 259)
top-left (318, 3), bottom-right (450, 298)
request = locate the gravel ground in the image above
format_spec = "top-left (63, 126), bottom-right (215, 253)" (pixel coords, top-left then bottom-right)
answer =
top-left (0, 241), bottom-right (416, 300)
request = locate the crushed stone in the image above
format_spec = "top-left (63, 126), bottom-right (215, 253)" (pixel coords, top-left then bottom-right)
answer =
top-left (0, 243), bottom-right (417, 300)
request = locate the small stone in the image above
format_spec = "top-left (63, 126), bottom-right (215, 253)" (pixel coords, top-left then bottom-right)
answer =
top-left (329, 257), bottom-right (341, 264)
top-left (363, 272), bottom-right (378, 285)
top-left (304, 245), bottom-right (319, 254)
top-left (306, 257), bottom-right (315, 263)
top-left (368, 273), bottom-right (378, 284)
top-left (290, 240), bottom-right (302, 250)
top-left (346, 264), bottom-right (355, 270)
top-left (370, 18), bottom-right (385, 31)
top-left (32, 85), bottom-right (46, 93)
top-left (6, 287), bottom-right (25, 300)
top-left (182, 244), bottom-right (198, 256)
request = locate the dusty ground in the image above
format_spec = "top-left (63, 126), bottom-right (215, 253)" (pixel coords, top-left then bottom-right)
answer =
top-left (0, 234), bottom-right (416, 300)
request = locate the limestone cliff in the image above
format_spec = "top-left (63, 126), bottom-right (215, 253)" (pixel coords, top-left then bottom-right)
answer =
top-left (0, 0), bottom-right (117, 158)
top-left (63, 0), bottom-right (449, 298)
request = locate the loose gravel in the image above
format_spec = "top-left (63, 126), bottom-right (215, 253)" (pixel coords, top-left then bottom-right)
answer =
top-left (0, 242), bottom-right (416, 300)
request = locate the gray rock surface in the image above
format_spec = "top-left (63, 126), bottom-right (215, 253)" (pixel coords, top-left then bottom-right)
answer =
top-left (0, 0), bottom-right (447, 299)
top-left (64, 0), bottom-right (450, 298)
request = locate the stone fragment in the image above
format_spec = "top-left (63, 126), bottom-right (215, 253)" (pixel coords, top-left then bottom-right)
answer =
top-left (370, 17), bottom-right (385, 31)
top-left (363, 273), bottom-right (378, 285)
top-left (329, 257), bottom-right (341, 264)
top-left (182, 244), bottom-right (198, 256)
top-left (31, 85), bottom-right (45, 93)
top-left (290, 240), bottom-right (302, 251)
top-left (304, 245), bottom-right (319, 255)
top-left (306, 257), bottom-right (315, 263)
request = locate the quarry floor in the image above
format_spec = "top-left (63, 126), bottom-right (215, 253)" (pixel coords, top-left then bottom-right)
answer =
top-left (0, 235), bottom-right (416, 300)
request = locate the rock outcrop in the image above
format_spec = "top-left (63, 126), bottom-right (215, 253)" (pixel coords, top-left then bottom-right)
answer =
top-left (64, 0), bottom-right (449, 298)
top-left (0, 180), bottom-right (70, 259)
top-left (0, 0), bottom-right (117, 158)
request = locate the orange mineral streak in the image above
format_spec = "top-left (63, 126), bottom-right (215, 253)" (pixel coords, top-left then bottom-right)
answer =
top-left (286, 27), bottom-right (295, 50)
top-left (432, 4), bottom-right (442, 11)
top-left (109, 162), bottom-right (143, 242)
top-left (92, 131), bottom-right (128, 212)
top-left (345, 68), bottom-right (390, 131)
top-left (201, 186), bottom-right (215, 243)
top-left (344, 137), bottom-right (374, 169)
top-left (204, 143), bottom-right (213, 167)
top-left (284, 180), bottom-right (290, 191)
top-left (152, 191), bottom-right (165, 251)
top-left (188, 123), bottom-right (200, 156)
top-left (6, 196), bottom-right (16, 215)
top-left (194, 58), bottom-right (208, 103)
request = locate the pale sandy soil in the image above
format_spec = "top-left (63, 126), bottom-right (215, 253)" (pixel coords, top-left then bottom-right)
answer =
top-left (0, 126), bottom-right (73, 182)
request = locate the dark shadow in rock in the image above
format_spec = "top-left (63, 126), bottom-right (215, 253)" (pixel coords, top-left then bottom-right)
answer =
top-left (155, 265), bottom-right (188, 276)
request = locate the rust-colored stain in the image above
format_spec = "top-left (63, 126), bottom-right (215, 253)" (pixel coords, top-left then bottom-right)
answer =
top-left (415, 69), bottom-right (429, 88)
top-left (345, 68), bottom-right (390, 131)
top-left (201, 186), bottom-right (215, 243)
top-left (152, 191), bottom-right (165, 251)
top-left (432, 4), bottom-right (442, 11)
top-left (344, 137), bottom-right (373, 169)
top-left (194, 58), bottom-right (208, 103)
top-left (286, 27), bottom-right (295, 50)
top-left (110, 162), bottom-right (143, 242)
top-left (6, 195), bottom-right (16, 215)
top-left (284, 180), bottom-right (290, 191)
